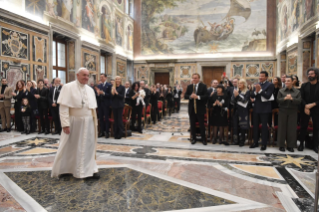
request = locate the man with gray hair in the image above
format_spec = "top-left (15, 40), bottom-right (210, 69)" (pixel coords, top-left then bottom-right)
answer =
top-left (51, 68), bottom-right (100, 179)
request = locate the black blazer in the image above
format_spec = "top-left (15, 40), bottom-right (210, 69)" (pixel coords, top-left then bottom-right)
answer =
top-left (300, 81), bottom-right (319, 112)
top-left (13, 90), bottom-right (25, 110)
top-left (48, 85), bottom-right (62, 105)
top-left (250, 81), bottom-right (274, 114)
top-left (124, 88), bottom-right (131, 105)
top-left (97, 82), bottom-right (112, 106)
top-left (143, 88), bottom-right (151, 106)
top-left (23, 87), bottom-right (37, 110)
top-left (173, 88), bottom-right (182, 99)
top-left (208, 93), bottom-right (229, 110)
top-left (111, 85), bottom-right (125, 109)
top-left (36, 87), bottom-right (49, 109)
top-left (184, 82), bottom-right (208, 114)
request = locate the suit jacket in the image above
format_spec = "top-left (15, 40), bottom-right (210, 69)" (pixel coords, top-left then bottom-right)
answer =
top-left (23, 87), bottom-right (37, 110)
top-left (300, 81), bottom-right (319, 113)
top-left (184, 82), bottom-right (208, 115)
top-left (48, 85), bottom-right (62, 105)
top-left (173, 88), bottom-right (182, 99)
top-left (250, 81), bottom-right (275, 114)
top-left (97, 82), bottom-right (112, 106)
top-left (1, 86), bottom-right (13, 107)
top-left (143, 88), bottom-right (151, 106)
top-left (124, 88), bottom-right (131, 105)
top-left (13, 90), bottom-right (25, 110)
top-left (36, 87), bottom-right (49, 109)
top-left (111, 85), bottom-right (125, 109)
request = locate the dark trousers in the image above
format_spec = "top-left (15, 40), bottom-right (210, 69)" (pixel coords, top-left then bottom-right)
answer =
top-left (131, 105), bottom-right (143, 131)
top-left (253, 113), bottom-right (269, 146)
top-left (277, 109), bottom-right (298, 148)
top-left (233, 110), bottom-right (246, 142)
top-left (30, 110), bottom-right (36, 132)
top-left (299, 111), bottom-right (319, 147)
top-left (38, 107), bottom-right (49, 132)
top-left (14, 106), bottom-right (23, 131)
top-left (151, 104), bottom-right (159, 124)
top-left (113, 108), bottom-right (124, 138)
top-left (190, 108), bottom-right (206, 141)
top-left (22, 116), bottom-right (30, 132)
top-left (174, 98), bottom-right (180, 112)
top-left (98, 104), bottom-right (110, 134)
top-left (51, 105), bottom-right (61, 133)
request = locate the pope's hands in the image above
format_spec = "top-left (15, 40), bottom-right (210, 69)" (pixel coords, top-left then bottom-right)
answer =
top-left (63, 127), bottom-right (70, 134)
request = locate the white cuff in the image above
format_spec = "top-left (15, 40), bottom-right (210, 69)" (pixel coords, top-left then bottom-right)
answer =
top-left (258, 89), bottom-right (263, 94)
top-left (197, 96), bottom-right (200, 100)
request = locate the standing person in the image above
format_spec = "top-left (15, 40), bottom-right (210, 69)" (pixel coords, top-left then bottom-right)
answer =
top-left (159, 86), bottom-right (165, 102)
top-left (21, 98), bottom-right (32, 134)
top-left (150, 85), bottom-right (159, 124)
top-left (184, 73), bottom-right (208, 145)
top-left (130, 82), bottom-right (143, 133)
top-left (292, 75), bottom-right (300, 88)
top-left (173, 84), bottom-right (182, 112)
top-left (0, 78), bottom-right (13, 132)
top-left (298, 68), bottom-right (319, 153)
top-left (44, 78), bottom-right (49, 88)
top-left (12, 80), bottom-right (25, 132)
top-left (124, 81), bottom-right (131, 105)
top-left (268, 77), bottom-right (282, 127)
top-left (232, 79), bottom-right (250, 146)
top-left (208, 84), bottom-right (229, 145)
top-left (35, 79), bottom-right (50, 134)
top-left (51, 68), bottom-right (100, 179)
top-left (140, 81), bottom-right (150, 106)
top-left (281, 74), bottom-right (286, 88)
top-left (49, 78), bottom-right (62, 135)
top-left (111, 76), bottom-right (125, 139)
top-left (277, 76), bottom-right (301, 152)
top-left (24, 81), bottom-right (37, 133)
top-left (166, 86), bottom-right (174, 116)
top-left (250, 71), bottom-right (275, 151)
top-left (96, 74), bottom-right (112, 138)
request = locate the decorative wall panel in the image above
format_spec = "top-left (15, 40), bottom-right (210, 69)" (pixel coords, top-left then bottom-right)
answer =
top-left (127, 24), bottom-right (133, 51)
top-left (33, 36), bottom-right (46, 63)
top-left (232, 64), bottom-right (244, 78)
top-left (302, 50), bottom-right (311, 82)
top-left (81, 48), bottom-right (99, 73)
top-left (1, 61), bottom-right (29, 89)
top-left (115, 14), bottom-right (124, 47)
top-left (116, 59), bottom-right (127, 82)
top-left (261, 63), bottom-right (274, 77)
top-left (287, 50), bottom-right (298, 75)
top-left (1, 28), bottom-right (28, 60)
top-left (68, 42), bottom-right (75, 70)
top-left (246, 64), bottom-right (260, 78)
top-left (33, 65), bottom-right (47, 81)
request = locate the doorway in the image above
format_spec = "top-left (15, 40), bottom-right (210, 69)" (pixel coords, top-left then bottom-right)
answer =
top-left (202, 66), bottom-right (225, 88)
top-left (155, 72), bottom-right (169, 85)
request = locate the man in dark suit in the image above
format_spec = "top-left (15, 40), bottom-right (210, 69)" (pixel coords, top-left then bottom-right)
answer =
top-left (96, 74), bottom-right (112, 138)
top-left (298, 68), bottom-right (319, 153)
top-left (173, 84), bottom-right (182, 112)
top-left (184, 73), bottom-right (208, 145)
top-left (124, 81), bottom-right (131, 105)
top-left (250, 71), bottom-right (274, 151)
top-left (281, 74), bottom-right (286, 88)
top-left (48, 78), bottom-right (62, 135)
top-left (35, 79), bottom-right (50, 134)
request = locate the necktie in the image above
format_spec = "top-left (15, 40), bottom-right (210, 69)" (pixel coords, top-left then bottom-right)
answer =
top-left (53, 87), bottom-right (56, 103)
top-left (193, 84), bottom-right (197, 114)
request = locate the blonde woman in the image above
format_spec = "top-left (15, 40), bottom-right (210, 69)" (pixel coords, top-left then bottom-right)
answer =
top-left (111, 76), bottom-right (125, 139)
top-left (232, 79), bottom-right (250, 146)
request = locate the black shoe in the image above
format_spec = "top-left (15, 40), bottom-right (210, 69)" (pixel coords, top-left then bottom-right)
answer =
top-left (52, 132), bottom-right (59, 135)
top-left (279, 147), bottom-right (285, 152)
top-left (250, 143), bottom-right (259, 148)
top-left (191, 139), bottom-right (197, 145)
top-left (98, 132), bottom-right (105, 138)
top-left (45, 131), bottom-right (50, 135)
top-left (86, 173), bottom-right (100, 180)
top-left (105, 133), bottom-right (109, 138)
top-left (0, 128), bottom-right (7, 132)
top-left (202, 140), bottom-right (207, 145)
top-left (38, 131), bottom-right (45, 134)
top-left (260, 145), bottom-right (267, 151)
top-left (314, 146), bottom-right (318, 153)
top-left (298, 142), bottom-right (304, 151)
top-left (212, 138), bottom-right (217, 144)
top-left (287, 147), bottom-right (294, 152)
top-left (26, 130), bottom-right (30, 135)
top-left (239, 142), bottom-right (244, 147)
top-left (137, 130), bottom-right (143, 134)
top-left (223, 142), bottom-right (230, 146)
top-left (7, 128), bottom-right (11, 133)
top-left (21, 131), bottom-right (26, 134)
top-left (59, 173), bottom-right (73, 179)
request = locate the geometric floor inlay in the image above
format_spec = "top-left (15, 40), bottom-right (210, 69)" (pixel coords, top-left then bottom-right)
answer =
top-left (5, 168), bottom-right (235, 211)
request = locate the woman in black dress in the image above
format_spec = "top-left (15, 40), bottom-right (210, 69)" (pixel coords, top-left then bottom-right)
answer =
top-left (111, 76), bottom-right (125, 139)
top-left (232, 79), bottom-right (250, 146)
top-left (12, 80), bottom-right (25, 132)
top-left (208, 84), bottom-right (229, 145)
top-left (166, 86), bottom-right (174, 116)
top-left (129, 82), bottom-right (143, 133)
top-left (24, 80), bottom-right (38, 132)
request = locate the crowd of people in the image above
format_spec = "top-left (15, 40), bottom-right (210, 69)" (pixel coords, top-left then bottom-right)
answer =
top-left (186, 68), bottom-right (319, 153)
top-left (0, 73), bottom-right (183, 140)
top-left (0, 67), bottom-right (318, 154)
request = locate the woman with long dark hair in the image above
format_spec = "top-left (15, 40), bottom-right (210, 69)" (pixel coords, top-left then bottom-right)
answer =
top-left (129, 82), bottom-right (143, 133)
top-left (12, 80), bottom-right (25, 132)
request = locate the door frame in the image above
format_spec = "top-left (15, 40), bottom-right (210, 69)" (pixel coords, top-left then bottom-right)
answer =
top-left (149, 67), bottom-right (174, 86)
top-left (197, 62), bottom-right (231, 79)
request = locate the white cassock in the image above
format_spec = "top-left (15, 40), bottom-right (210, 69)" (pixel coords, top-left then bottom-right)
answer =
top-left (51, 80), bottom-right (98, 178)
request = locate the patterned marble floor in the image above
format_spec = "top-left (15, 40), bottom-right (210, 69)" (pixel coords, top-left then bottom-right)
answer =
top-left (0, 104), bottom-right (318, 212)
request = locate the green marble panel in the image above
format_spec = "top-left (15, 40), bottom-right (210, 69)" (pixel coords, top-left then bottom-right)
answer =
top-left (5, 168), bottom-right (235, 211)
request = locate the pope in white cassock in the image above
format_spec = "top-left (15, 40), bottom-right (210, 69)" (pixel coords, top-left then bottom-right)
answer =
top-left (51, 68), bottom-right (100, 179)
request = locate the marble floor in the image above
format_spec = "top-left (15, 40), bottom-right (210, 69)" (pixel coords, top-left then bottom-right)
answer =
top-left (0, 104), bottom-right (318, 212)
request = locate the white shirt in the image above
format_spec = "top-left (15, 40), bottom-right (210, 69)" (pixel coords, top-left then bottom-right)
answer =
top-left (193, 83), bottom-right (200, 100)
top-left (53, 86), bottom-right (57, 103)
top-left (125, 88), bottom-right (129, 98)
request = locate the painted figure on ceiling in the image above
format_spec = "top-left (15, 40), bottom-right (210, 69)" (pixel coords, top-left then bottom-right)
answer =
top-left (304, 0), bottom-right (314, 21)
top-left (115, 16), bottom-right (123, 46)
top-left (60, 0), bottom-right (73, 21)
top-left (101, 6), bottom-right (112, 43)
top-left (127, 25), bottom-right (133, 51)
top-left (83, 0), bottom-right (96, 33)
